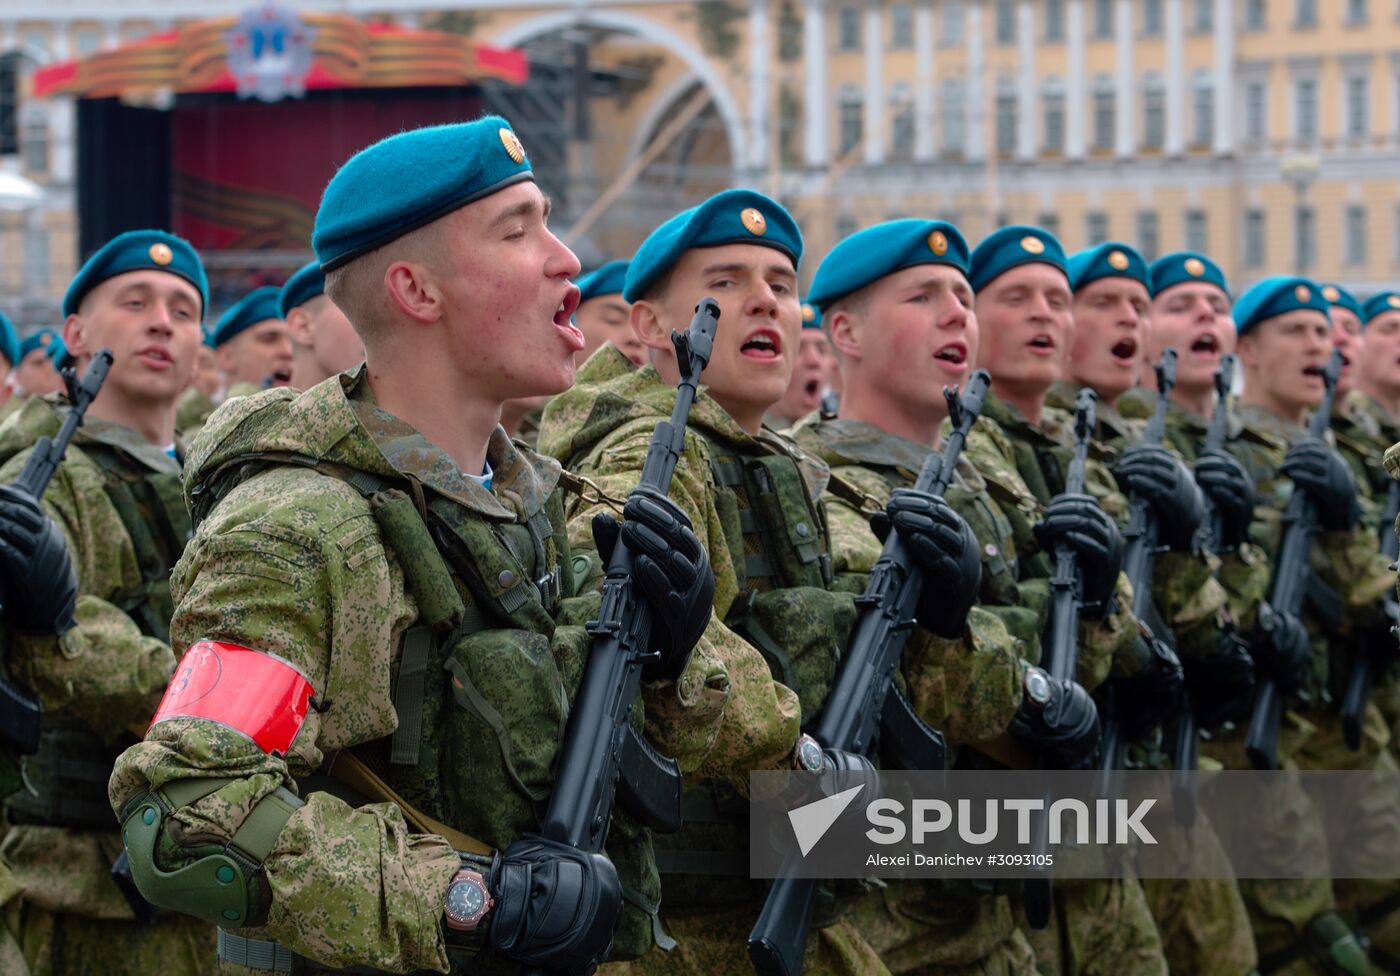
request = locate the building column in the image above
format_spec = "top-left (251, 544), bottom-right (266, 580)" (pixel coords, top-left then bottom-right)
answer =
top-left (803, 0), bottom-right (829, 166)
top-left (967, 0), bottom-right (986, 160)
top-left (1213, 0), bottom-right (1234, 154)
top-left (863, 0), bottom-right (884, 163)
top-left (1016, 0), bottom-right (1035, 159)
top-left (1114, 0), bottom-right (1134, 155)
top-left (748, 0), bottom-right (770, 169)
top-left (1067, 0), bottom-right (1086, 158)
top-left (914, 0), bottom-right (935, 161)
top-left (1165, 0), bottom-right (1184, 155)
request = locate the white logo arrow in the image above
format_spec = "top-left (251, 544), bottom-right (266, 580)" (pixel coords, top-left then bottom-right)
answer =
top-left (788, 785), bottom-right (864, 857)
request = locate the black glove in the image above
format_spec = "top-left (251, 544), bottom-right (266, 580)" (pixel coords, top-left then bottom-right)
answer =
top-left (1033, 493), bottom-right (1124, 620)
top-left (489, 836), bottom-right (622, 974)
top-left (0, 484), bottom-right (77, 635)
top-left (870, 488), bottom-right (982, 639)
top-left (1113, 445), bottom-right (1205, 551)
top-left (592, 486), bottom-right (714, 683)
top-left (1257, 608), bottom-right (1313, 694)
top-left (1010, 669), bottom-right (1100, 769)
top-left (1193, 449), bottom-right (1256, 549)
top-left (1112, 636), bottom-right (1185, 741)
top-left (1185, 629), bottom-right (1257, 729)
top-left (1281, 439), bottom-right (1360, 532)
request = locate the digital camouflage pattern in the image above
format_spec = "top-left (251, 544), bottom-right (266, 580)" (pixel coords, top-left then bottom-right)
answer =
top-left (538, 346), bottom-right (882, 975)
top-left (108, 368), bottom-right (707, 973)
top-left (788, 414), bottom-right (1036, 976)
top-left (173, 388), bottom-right (214, 439)
top-left (0, 396), bottom-right (213, 976)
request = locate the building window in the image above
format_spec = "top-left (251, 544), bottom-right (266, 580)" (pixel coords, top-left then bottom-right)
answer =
top-left (1295, 0), bottom-right (1318, 27)
top-left (1245, 80), bottom-right (1268, 144)
top-left (1094, 0), bottom-right (1113, 37)
top-left (1086, 211), bottom-right (1109, 245)
top-left (1093, 83), bottom-right (1115, 150)
top-left (1038, 212), bottom-right (1061, 239)
top-left (1295, 77), bottom-right (1318, 142)
top-left (1346, 205), bottom-right (1368, 266)
top-left (1346, 74), bottom-right (1369, 138)
top-left (1044, 90), bottom-right (1066, 152)
top-left (839, 98), bottom-right (862, 155)
top-left (1185, 209), bottom-right (1208, 252)
top-left (890, 4), bottom-right (914, 48)
top-left (1295, 206), bottom-right (1316, 270)
top-left (1143, 82), bottom-right (1165, 148)
top-left (996, 0), bottom-right (1016, 43)
top-left (1137, 211), bottom-right (1160, 261)
top-left (1346, 0), bottom-right (1367, 24)
top-left (23, 229), bottom-right (48, 291)
top-left (20, 107), bottom-right (48, 175)
top-left (1193, 0), bottom-right (1213, 31)
top-left (1244, 209), bottom-right (1266, 268)
top-left (1143, 0), bottom-right (1163, 35)
top-left (1193, 78), bottom-right (1215, 146)
top-left (942, 0), bottom-right (965, 45)
top-left (74, 27), bottom-right (101, 55)
top-left (942, 79), bottom-right (966, 153)
top-left (996, 90), bottom-right (1017, 154)
top-left (1045, 0), bottom-right (1066, 40)
top-left (892, 99), bottom-right (915, 159)
top-left (1245, 0), bottom-right (1267, 29)
top-left (838, 5), bottom-right (861, 50)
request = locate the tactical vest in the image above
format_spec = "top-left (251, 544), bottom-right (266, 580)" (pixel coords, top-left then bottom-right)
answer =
top-left (653, 431), bottom-right (855, 917)
top-left (191, 452), bottom-right (662, 967)
top-left (7, 443), bottom-right (193, 831)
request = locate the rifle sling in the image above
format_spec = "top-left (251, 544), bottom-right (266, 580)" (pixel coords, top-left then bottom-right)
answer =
top-left (323, 751), bottom-right (492, 856)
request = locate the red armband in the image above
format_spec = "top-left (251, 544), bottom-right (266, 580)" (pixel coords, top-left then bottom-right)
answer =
top-left (151, 640), bottom-right (316, 754)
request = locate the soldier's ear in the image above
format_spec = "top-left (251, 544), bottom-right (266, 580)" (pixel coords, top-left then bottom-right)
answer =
top-left (61, 314), bottom-right (88, 359)
top-left (1235, 332), bottom-right (1260, 368)
top-left (285, 307), bottom-right (314, 350)
top-left (383, 260), bottom-right (442, 325)
top-left (630, 300), bottom-right (670, 352)
top-left (829, 308), bottom-right (862, 362)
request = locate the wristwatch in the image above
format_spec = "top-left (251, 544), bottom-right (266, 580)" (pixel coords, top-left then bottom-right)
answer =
top-left (444, 866), bottom-right (494, 937)
top-left (792, 733), bottom-right (826, 772)
top-left (1023, 667), bottom-right (1053, 710)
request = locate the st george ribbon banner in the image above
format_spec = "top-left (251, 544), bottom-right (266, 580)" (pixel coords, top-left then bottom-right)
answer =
top-left (749, 769), bottom-right (1400, 881)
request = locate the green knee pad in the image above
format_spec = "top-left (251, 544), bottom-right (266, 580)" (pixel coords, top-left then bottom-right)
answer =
top-left (1306, 912), bottom-right (1371, 976)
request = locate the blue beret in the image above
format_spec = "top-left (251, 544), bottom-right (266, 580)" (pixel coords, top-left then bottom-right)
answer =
top-left (623, 189), bottom-right (802, 303)
top-left (0, 312), bottom-right (18, 369)
top-left (314, 116), bottom-right (533, 272)
top-left (19, 328), bottom-right (59, 360)
top-left (968, 225), bottom-right (1067, 293)
top-left (1068, 242), bottom-right (1149, 293)
top-left (1149, 252), bottom-right (1229, 300)
top-left (807, 219), bottom-right (969, 312)
top-left (279, 261), bottom-right (326, 317)
top-left (63, 230), bottom-right (208, 319)
top-left (1362, 291), bottom-right (1400, 325)
top-left (800, 303), bottom-right (822, 330)
top-left (210, 286), bottom-right (284, 348)
top-left (576, 260), bottom-right (629, 305)
top-left (1232, 276), bottom-right (1331, 335)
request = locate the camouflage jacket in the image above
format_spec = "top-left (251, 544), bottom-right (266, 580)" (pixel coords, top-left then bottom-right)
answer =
top-left (538, 346), bottom-right (826, 785)
top-left (108, 368), bottom-right (705, 971)
top-left (787, 416), bottom-right (1024, 746)
top-left (174, 388), bottom-right (215, 438)
top-left (0, 399), bottom-right (188, 921)
top-left (1333, 390), bottom-right (1400, 529)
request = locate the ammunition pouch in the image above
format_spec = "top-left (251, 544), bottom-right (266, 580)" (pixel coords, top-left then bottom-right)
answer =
top-left (6, 721), bottom-right (126, 830)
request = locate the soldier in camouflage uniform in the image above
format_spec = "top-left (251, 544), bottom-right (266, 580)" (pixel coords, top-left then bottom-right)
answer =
top-left (1229, 276), bottom-right (1400, 974)
top-left (208, 287), bottom-right (293, 393)
top-left (540, 191), bottom-right (986, 975)
top-left (573, 260), bottom-right (644, 369)
top-left (1047, 242), bottom-right (1257, 976)
top-left (0, 229), bottom-right (215, 975)
top-left (961, 226), bottom-right (1184, 976)
top-left (108, 117), bottom-right (719, 974)
top-left (0, 311), bottom-right (24, 424)
top-left (785, 218), bottom-right (1104, 975)
top-left (765, 303), bottom-right (838, 431)
top-left (280, 261), bottom-right (364, 391)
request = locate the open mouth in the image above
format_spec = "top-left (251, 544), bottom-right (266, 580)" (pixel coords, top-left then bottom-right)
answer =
top-left (740, 330), bottom-right (783, 360)
top-left (136, 345), bottom-right (173, 368)
top-left (554, 287), bottom-right (585, 351)
top-left (1028, 334), bottom-right (1055, 351)
top-left (269, 369), bottom-right (293, 386)
top-left (804, 378), bottom-right (820, 397)
top-left (934, 342), bottom-right (968, 365)
top-left (1110, 338), bottom-right (1138, 363)
top-left (1302, 364), bottom-right (1325, 379)
top-left (1190, 333), bottom-right (1220, 355)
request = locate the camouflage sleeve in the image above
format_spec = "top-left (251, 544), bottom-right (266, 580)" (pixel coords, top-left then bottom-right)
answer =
top-left (1313, 526), bottom-right (1395, 632)
top-left (108, 468), bottom-right (458, 973)
top-left (565, 423), bottom-right (801, 785)
top-left (1215, 544), bottom-right (1272, 632)
top-left (1150, 550), bottom-right (1228, 663)
top-left (0, 450), bottom-right (174, 730)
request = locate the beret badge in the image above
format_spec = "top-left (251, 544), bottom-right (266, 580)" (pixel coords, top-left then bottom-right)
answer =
top-left (1108, 250), bottom-right (1129, 270)
top-left (149, 243), bottom-right (174, 266)
top-left (928, 230), bottom-right (948, 256)
top-left (1184, 257), bottom-right (1205, 277)
top-left (1322, 286), bottom-right (1340, 302)
top-left (1020, 235), bottom-right (1045, 255)
top-left (1294, 284), bottom-right (1311, 302)
top-left (741, 208), bottom-right (768, 236)
top-left (499, 128), bottom-right (526, 164)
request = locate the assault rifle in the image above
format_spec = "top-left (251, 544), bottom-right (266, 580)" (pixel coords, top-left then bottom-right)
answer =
top-left (1244, 349), bottom-right (1344, 771)
top-left (0, 349), bottom-right (112, 755)
top-left (747, 370), bottom-right (990, 976)
top-left (1340, 477), bottom-right (1400, 750)
top-left (534, 300), bottom-right (716, 883)
top-left (1023, 387), bottom-right (1099, 930)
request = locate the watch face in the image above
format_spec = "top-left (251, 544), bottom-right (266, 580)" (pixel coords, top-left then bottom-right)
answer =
top-left (1024, 668), bottom-right (1052, 707)
top-left (795, 734), bottom-right (825, 772)
top-left (447, 877), bottom-right (487, 925)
